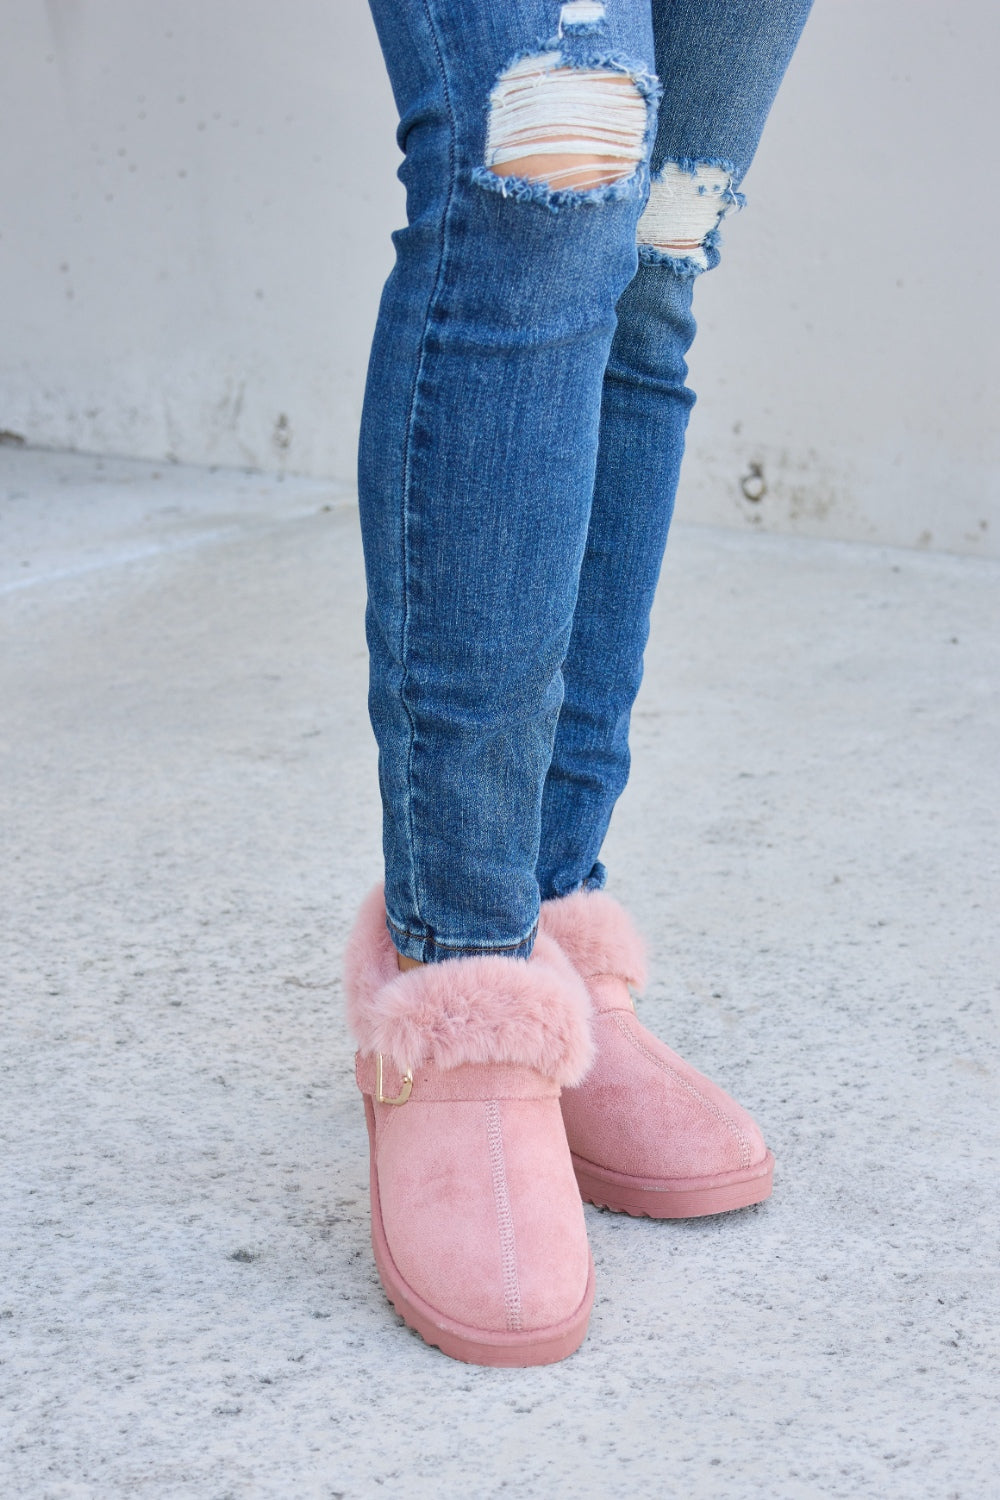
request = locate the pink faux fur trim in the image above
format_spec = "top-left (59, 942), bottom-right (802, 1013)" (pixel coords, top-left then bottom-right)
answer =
top-left (343, 886), bottom-right (595, 1087)
top-left (538, 888), bottom-right (648, 990)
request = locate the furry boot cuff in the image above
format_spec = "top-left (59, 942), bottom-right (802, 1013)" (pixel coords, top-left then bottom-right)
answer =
top-left (538, 887), bottom-right (648, 990)
top-left (344, 886), bottom-right (595, 1087)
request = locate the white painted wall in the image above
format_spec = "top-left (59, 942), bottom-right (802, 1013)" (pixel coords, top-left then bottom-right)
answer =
top-left (685, 0), bottom-right (1000, 557)
top-left (0, 1), bottom-right (397, 477)
top-left (1, 1), bottom-right (997, 555)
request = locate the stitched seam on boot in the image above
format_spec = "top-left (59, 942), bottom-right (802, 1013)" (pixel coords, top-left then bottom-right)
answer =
top-left (611, 1012), bottom-right (754, 1169)
top-left (485, 1100), bottom-right (523, 1331)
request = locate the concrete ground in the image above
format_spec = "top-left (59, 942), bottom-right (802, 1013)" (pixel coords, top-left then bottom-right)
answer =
top-left (1, 448), bottom-right (997, 1500)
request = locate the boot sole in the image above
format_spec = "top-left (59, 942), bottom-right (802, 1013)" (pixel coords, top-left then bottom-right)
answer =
top-left (572, 1148), bottom-right (775, 1219)
top-left (364, 1095), bottom-right (595, 1366)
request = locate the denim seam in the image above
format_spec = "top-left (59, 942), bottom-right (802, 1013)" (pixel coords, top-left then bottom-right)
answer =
top-left (398, 0), bottom-right (460, 934)
top-left (386, 911), bottom-right (539, 955)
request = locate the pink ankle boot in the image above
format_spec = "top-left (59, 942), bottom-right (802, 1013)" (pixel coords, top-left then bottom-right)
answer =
top-left (541, 889), bottom-right (774, 1219)
top-left (344, 887), bottom-right (596, 1366)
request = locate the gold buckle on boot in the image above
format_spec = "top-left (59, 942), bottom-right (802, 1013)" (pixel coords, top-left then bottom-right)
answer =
top-left (375, 1054), bottom-right (413, 1106)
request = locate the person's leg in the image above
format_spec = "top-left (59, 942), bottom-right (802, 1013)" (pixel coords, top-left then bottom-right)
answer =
top-left (359, 0), bottom-right (659, 964)
top-left (351, 0), bottom-right (666, 1366)
top-left (537, 0), bottom-right (813, 898)
top-left (534, 0), bottom-right (813, 1220)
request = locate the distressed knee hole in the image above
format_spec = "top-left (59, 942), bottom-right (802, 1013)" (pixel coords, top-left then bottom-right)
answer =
top-left (637, 161), bottom-right (742, 273)
top-left (483, 53), bottom-right (648, 193)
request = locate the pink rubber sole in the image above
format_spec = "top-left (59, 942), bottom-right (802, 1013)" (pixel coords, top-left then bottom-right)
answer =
top-left (363, 1095), bottom-right (595, 1367)
top-left (572, 1148), bottom-right (775, 1219)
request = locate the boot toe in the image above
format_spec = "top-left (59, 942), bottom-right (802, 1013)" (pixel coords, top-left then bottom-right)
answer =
top-left (561, 1011), bottom-right (774, 1217)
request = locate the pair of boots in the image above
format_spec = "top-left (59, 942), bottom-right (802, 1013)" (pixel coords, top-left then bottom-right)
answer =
top-left (345, 884), bottom-right (774, 1366)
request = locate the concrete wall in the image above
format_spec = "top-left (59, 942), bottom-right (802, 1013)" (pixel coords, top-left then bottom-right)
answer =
top-left (685, 1), bottom-right (1000, 557)
top-left (2, 1), bottom-right (998, 555)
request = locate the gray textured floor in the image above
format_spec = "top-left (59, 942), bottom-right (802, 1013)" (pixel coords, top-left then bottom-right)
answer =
top-left (2, 449), bottom-right (998, 1499)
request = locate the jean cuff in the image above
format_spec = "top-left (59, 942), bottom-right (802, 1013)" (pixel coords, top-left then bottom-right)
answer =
top-left (385, 912), bottom-right (537, 965)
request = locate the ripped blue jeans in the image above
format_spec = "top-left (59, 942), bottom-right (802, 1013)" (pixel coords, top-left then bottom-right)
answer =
top-left (359, 0), bottom-right (812, 962)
